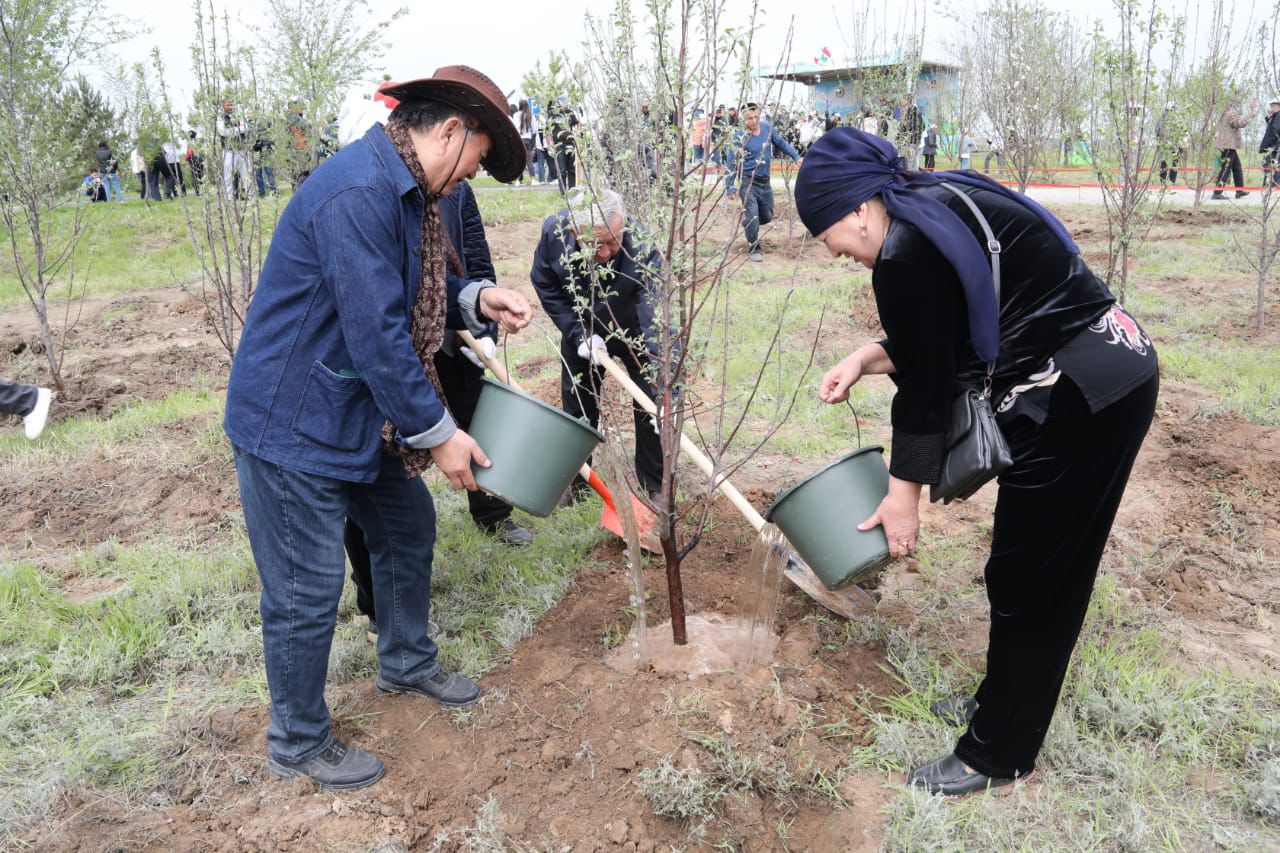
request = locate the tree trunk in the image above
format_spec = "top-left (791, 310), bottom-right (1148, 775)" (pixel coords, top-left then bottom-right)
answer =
top-left (660, 533), bottom-right (687, 645)
top-left (33, 297), bottom-right (65, 393)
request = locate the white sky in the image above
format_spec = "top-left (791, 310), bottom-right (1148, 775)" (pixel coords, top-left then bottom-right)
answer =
top-left (95, 0), bottom-right (1271, 115)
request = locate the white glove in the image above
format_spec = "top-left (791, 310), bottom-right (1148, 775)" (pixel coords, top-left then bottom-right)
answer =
top-left (648, 405), bottom-right (664, 435)
top-left (576, 334), bottom-right (607, 366)
top-left (459, 336), bottom-right (497, 370)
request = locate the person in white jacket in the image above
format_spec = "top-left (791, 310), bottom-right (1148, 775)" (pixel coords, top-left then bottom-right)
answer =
top-left (218, 98), bottom-right (252, 198)
top-left (130, 146), bottom-right (147, 200)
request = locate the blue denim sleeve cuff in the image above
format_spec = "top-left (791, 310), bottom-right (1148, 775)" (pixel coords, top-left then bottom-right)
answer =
top-left (458, 280), bottom-right (495, 337)
top-left (400, 410), bottom-right (457, 450)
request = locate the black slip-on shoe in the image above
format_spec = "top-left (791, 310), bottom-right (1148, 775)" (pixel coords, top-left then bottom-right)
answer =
top-left (1236, 190), bottom-right (1251, 198)
top-left (907, 752), bottom-right (1027, 797)
top-left (484, 518), bottom-right (534, 547)
top-left (375, 670), bottom-right (481, 708)
top-left (266, 739), bottom-right (385, 792)
top-left (929, 696), bottom-right (978, 727)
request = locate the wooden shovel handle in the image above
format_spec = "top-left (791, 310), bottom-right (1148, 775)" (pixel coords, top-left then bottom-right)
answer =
top-left (457, 329), bottom-right (594, 482)
top-left (591, 344), bottom-right (767, 532)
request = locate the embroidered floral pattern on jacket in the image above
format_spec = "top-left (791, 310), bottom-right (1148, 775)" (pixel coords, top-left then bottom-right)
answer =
top-left (1090, 305), bottom-right (1151, 356)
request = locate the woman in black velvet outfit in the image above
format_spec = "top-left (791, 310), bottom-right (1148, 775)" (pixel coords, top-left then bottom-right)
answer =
top-left (794, 128), bottom-right (1159, 797)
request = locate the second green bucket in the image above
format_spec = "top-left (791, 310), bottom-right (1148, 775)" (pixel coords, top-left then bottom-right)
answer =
top-left (765, 446), bottom-right (891, 590)
top-left (468, 378), bottom-right (604, 517)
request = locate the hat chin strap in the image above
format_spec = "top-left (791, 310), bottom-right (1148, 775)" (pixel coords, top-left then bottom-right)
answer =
top-left (431, 127), bottom-right (470, 197)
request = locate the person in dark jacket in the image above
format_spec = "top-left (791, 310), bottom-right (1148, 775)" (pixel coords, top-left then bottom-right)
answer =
top-left (530, 188), bottom-right (664, 498)
top-left (724, 103), bottom-right (803, 262)
top-left (796, 129), bottom-right (1158, 797)
top-left (344, 179), bottom-right (534, 634)
top-left (548, 96), bottom-right (579, 193)
top-left (897, 96), bottom-right (924, 165)
top-left (1260, 99), bottom-right (1280, 188)
top-left (94, 141), bottom-right (124, 202)
top-left (921, 124), bottom-right (939, 170)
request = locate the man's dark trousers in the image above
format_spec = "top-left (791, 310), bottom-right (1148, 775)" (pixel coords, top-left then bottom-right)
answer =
top-left (740, 174), bottom-right (775, 254)
top-left (0, 378), bottom-right (38, 416)
top-left (346, 349), bottom-right (514, 622)
top-left (559, 334), bottom-right (662, 495)
top-left (1216, 148), bottom-right (1245, 189)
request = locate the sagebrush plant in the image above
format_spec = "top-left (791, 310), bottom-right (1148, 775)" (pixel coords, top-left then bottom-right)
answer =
top-left (637, 755), bottom-right (724, 825)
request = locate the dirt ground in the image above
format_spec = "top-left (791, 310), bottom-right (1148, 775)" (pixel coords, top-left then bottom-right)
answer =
top-left (3, 207), bottom-right (1278, 850)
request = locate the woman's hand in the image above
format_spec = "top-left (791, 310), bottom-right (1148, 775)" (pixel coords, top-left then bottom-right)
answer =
top-left (819, 352), bottom-right (865, 404)
top-left (819, 343), bottom-right (895, 404)
top-left (479, 287), bottom-right (532, 333)
top-left (858, 476), bottom-right (922, 559)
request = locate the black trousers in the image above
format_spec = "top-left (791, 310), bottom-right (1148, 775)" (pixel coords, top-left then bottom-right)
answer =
top-left (1263, 151), bottom-right (1279, 188)
top-left (555, 149), bottom-right (576, 192)
top-left (0, 378), bottom-right (38, 416)
top-left (1216, 148), bottom-right (1244, 189)
top-left (561, 334), bottom-right (663, 494)
top-left (953, 371), bottom-right (1159, 778)
top-left (345, 350), bottom-right (513, 621)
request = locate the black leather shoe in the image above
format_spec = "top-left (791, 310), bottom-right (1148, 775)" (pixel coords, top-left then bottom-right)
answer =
top-left (1236, 190), bottom-right (1250, 198)
top-left (266, 739), bottom-right (385, 791)
top-left (484, 518), bottom-right (534, 547)
top-left (376, 670), bottom-right (481, 708)
top-left (907, 752), bottom-right (1025, 797)
top-left (929, 696), bottom-right (978, 727)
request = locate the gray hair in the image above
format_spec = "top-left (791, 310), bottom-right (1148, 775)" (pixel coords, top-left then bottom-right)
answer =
top-left (567, 187), bottom-right (626, 231)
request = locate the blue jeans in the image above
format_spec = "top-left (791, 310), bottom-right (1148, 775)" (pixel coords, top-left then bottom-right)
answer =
top-left (233, 447), bottom-right (440, 763)
top-left (693, 144), bottom-right (704, 164)
top-left (102, 172), bottom-right (123, 201)
top-left (739, 176), bottom-right (774, 253)
top-left (256, 164), bottom-right (277, 196)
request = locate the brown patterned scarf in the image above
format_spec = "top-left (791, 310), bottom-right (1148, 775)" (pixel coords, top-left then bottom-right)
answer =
top-left (380, 118), bottom-right (465, 478)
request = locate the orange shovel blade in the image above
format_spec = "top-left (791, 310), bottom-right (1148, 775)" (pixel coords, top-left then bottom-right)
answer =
top-left (588, 469), bottom-right (659, 549)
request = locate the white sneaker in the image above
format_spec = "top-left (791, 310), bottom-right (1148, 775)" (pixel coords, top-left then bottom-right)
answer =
top-left (23, 388), bottom-right (52, 439)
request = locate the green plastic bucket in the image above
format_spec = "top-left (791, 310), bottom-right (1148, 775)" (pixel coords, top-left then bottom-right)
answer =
top-left (765, 446), bottom-right (891, 590)
top-left (468, 378), bottom-right (603, 517)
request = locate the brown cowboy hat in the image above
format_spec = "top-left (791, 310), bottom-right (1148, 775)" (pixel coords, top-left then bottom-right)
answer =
top-left (381, 65), bottom-right (525, 183)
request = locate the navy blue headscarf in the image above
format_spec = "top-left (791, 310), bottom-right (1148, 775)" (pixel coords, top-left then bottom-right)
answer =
top-left (794, 128), bottom-right (1078, 363)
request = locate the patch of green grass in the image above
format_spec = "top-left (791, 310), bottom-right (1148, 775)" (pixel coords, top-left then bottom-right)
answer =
top-left (0, 384), bottom-right (223, 462)
top-left (1158, 340), bottom-right (1280, 425)
top-left (847, 575), bottom-right (1280, 850)
top-left (0, 197), bottom-right (284, 308)
top-left (0, 537), bottom-right (261, 835)
top-left (473, 185), bottom-right (564, 225)
top-left (427, 483), bottom-right (607, 675)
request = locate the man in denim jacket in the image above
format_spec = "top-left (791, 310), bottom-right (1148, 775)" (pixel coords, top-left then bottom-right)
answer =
top-left (224, 66), bottom-right (529, 792)
top-left (725, 103), bottom-right (802, 262)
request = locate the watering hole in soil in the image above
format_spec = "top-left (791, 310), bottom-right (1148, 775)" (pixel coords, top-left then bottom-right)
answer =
top-left (604, 523), bottom-right (789, 675)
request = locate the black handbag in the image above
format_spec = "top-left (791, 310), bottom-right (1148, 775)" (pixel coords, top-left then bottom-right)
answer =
top-left (929, 183), bottom-right (1014, 505)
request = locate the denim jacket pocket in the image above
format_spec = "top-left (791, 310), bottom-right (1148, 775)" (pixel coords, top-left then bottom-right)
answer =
top-left (291, 360), bottom-right (379, 453)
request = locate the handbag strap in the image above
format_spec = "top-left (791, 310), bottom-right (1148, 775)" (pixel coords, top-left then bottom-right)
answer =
top-left (938, 180), bottom-right (1001, 387)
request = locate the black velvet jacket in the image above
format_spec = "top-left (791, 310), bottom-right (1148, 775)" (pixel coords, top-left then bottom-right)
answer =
top-left (873, 183), bottom-right (1114, 484)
